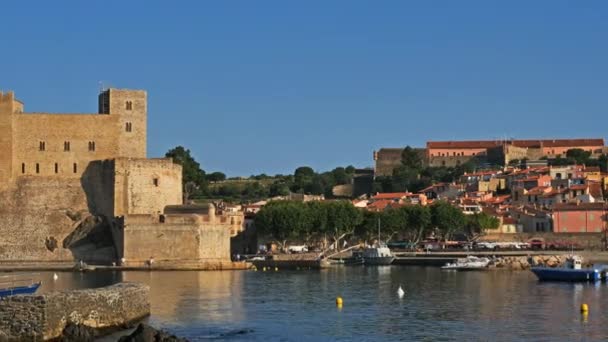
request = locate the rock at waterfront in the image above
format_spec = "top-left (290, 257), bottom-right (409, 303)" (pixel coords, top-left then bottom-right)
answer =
top-left (59, 323), bottom-right (96, 342)
top-left (118, 323), bottom-right (189, 342)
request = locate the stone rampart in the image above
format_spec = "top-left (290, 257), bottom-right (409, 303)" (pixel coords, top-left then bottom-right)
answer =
top-left (0, 282), bottom-right (150, 340)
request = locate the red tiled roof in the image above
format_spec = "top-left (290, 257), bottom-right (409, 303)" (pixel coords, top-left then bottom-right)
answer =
top-left (427, 139), bottom-right (604, 149)
top-left (553, 203), bottom-right (607, 211)
top-left (589, 182), bottom-right (603, 199)
top-left (372, 192), bottom-right (410, 200)
top-left (367, 199), bottom-right (392, 210)
top-left (527, 186), bottom-right (550, 196)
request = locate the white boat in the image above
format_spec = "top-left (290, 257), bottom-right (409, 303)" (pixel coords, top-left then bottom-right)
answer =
top-left (361, 242), bottom-right (395, 265)
top-left (441, 256), bottom-right (491, 271)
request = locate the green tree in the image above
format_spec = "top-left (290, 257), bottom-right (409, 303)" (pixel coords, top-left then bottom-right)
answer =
top-left (207, 172), bottom-right (226, 182)
top-left (254, 201), bottom-right (310, 250)
top-left (269, 182), bottom-right (290, 197)
top-left (402, 205), bottom-right (431, 243)
top-left (464, 213), bottom-right (500, 242)
top-left (431, 201), bottom-right (465, 240)
top-left (566, 148), bottom-right (592, 165)
top-left (293, 166), bottom-right (315, 192)
top-left (324, 201), bottom-right (363, 252)
top-left (165, 146), bottom-right (206, 202)
top-left (401, 146), bottom-right (423, 170)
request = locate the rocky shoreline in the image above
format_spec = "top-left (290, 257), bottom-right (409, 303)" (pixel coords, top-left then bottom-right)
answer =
top-left (58, 323), bottom-right (189, 342)
top-left (490, 254), bottom-right (572, 270)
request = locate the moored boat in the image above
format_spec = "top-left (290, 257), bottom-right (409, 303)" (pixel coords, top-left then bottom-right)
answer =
top-left (531, 255), bottom-right (601, 282)
top-left (441, 256), bottom-right (491, 271)
top-left (360, 243), bottom-right (395, 265)
top-left (0, 274), bottom-right (42, 298)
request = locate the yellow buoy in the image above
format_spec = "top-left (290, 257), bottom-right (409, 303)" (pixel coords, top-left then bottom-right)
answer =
top-left (581, 303), bottom-right (589, 313)
top-left (336, 296), bottom-right (343, 306)
top-left (262, 267), bottom-right (267, 272)
top-left (275, 267), bottom-right (278, 271)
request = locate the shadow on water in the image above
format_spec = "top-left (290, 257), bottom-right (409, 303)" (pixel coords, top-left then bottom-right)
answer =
top-left (10, 268), bottom-right (608, 341)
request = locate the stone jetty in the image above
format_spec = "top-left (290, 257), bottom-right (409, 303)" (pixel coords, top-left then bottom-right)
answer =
top-left (0, 282), bottom-right (150, 341)
top-left (490, 254), bottom-right (571, 270)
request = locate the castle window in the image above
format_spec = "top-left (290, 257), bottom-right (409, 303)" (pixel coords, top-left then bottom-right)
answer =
top-left (126, 101), bottom-right (133, 111)
top-left (73, 163), bottom-right (77, 173)
top-left (54, 163), bottom-right (58, 174)
top-left (64, 141), bottom-right (70, 152)
top-left (153, 177), bottom-right (159, 187)
top-left (39, 141), bottom-right (46, 151)
top-left (36, 163), bottom-right (40, 174)
top-left (88, 141), bottom-right (96, 152)
top-left (126, 122), bottom-right (132, 132)
top-left (21, 163), bottom-right (25, 174)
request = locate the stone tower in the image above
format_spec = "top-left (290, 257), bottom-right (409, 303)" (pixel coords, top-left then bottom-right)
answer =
top-left (98, 88), bottom-right (147, 158)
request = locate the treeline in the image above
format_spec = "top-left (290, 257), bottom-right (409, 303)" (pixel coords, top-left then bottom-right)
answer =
top-left (254, 200), bottom-right (500, 250)
top-left (165, 146), bottom-right (357, 203)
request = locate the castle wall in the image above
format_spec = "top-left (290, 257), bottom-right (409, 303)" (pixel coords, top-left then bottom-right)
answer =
top-left (113, 158), bottom-right (182, 216)
top-left (0, 178), bottom-right (89, 261)
top-left (0, 92), bottom-right (16, 189)
top-left (120, 214), bottom-right (230, 264)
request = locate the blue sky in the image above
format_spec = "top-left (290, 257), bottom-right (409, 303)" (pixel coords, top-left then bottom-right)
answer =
top-left (2, 1), bottom-right (607, 176)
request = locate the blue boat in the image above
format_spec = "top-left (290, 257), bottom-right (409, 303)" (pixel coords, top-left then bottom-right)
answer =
top-left (531, 256), bottom-right (601, 282)
top-left (0, 274), bottom-right (42, 298)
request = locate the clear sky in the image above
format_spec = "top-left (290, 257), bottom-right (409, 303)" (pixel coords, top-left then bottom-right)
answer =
top-left (2, 1), bottom-right (607, 176)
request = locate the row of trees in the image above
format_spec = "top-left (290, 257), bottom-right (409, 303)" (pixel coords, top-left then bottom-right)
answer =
top-left (254, 200), bottom-right (499, 251)
top-left (165, 145), bottom-right (357, 202)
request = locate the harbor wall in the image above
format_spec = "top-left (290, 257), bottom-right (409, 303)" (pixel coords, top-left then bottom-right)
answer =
top-left (0, 282), bottom-right (150, 340)
top-left (484, 232), bottom-right (604, 250)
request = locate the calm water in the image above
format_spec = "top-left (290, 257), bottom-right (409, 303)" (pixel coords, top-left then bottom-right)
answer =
top-left (22, 267), bottom-right (608, 341)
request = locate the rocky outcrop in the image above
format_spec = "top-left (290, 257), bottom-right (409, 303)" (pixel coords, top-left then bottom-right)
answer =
top-left (0, 282), bottom-right (150, 341)
top-left (490, 255), bottom-right (573, 270)
top-left (118, 323), bottom-right (189, 342)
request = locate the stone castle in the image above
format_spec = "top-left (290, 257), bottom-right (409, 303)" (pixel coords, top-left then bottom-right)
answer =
top-left (0, 89), bottom-right (237, 265)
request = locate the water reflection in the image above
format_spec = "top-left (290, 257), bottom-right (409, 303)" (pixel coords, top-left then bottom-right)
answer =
top-left (5, 268), bottom-right (608, 341)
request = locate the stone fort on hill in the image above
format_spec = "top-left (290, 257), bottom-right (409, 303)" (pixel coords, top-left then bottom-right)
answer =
top-left (0, 89), bottom-right (238, 265)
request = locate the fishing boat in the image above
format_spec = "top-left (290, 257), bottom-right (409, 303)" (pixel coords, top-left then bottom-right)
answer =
top-left (360, 242), bottom-right (395, 265)
top-left (0, 274), bottom-right (42, 298)
top-left (357, 218), bottom-right (395, 266)
top-left (530, 255), bottom-right (601, 282)
top-left (441, 256), bottom-right (491, 271)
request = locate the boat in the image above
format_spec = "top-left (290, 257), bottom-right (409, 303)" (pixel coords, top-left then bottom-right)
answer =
top-left (358, 242), bottom-right (395, 265)
top-left (0, 274), bottom-right (42, 298)
top-left (531, 255), bottom-right (601, 282)
top-left (358, 218), bottom-right (395, 266)
top-left (441, 256), bottom-right (491, 271)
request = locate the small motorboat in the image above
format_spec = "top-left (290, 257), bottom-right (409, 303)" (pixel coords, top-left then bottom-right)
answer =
top-left (531, 255), bottom-right (601, 282)
top-left (441, 256), bottom-right (491, 271)
top-left (0, 274), bottom-right (42, 298)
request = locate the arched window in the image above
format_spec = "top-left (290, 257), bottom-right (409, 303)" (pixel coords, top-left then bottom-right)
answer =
top-left (73, 163), bottom-right (78, 173)
top-left (54, 163), bottom-right (59, 174)
top-left (36, 163), bottom-right (40, 174)
top-left (126, 101), bottom-right (133, 110)
top-left (153, 177), bottom-right (159, 187)
top-left (126, 122), bottom-right (132, 132)
top-left (88, 141), bottom-right (96, 151)
top-left (64, 141), bottom-right (70, 151)
top-left (21, 163), bottom-right (25, 174)
top-left (39, 141), bottom-right (45, 151)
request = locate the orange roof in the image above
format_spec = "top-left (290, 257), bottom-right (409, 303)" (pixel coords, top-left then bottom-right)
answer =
top-left (372, 192), bottom-right (410, 200)
top-left (527, 186), bottom-right (550, 196)
top-left (367, 200), bottom-right (392, 210)
top-left (427, 139), bottom-right (604, 149)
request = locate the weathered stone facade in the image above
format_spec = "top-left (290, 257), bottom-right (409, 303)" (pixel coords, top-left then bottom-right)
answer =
top-left (0, 282), bottom-right (150, 340)
top-left (0, 89), bottom-right (232, 265)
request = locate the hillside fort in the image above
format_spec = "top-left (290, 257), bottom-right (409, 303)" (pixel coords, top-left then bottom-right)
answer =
top-left (0, 89), bottom-right (238, 265)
